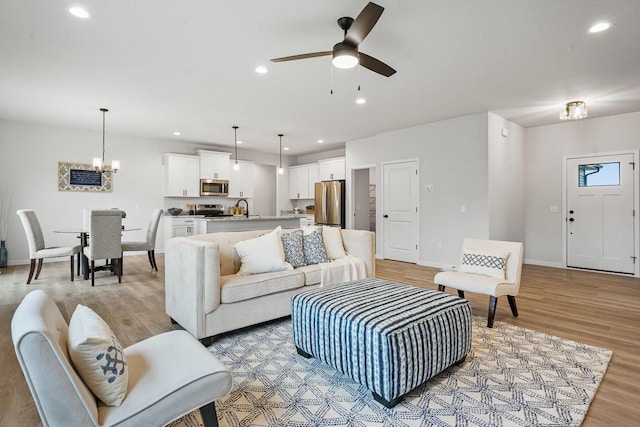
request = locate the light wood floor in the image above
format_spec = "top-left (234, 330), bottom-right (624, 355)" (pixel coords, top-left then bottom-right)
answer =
top-left (1, 256), bottom-right (638, 426)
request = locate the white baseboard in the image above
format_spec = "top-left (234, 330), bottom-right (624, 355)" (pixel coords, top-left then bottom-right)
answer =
top-left (417, 260), bottom-right (458, 270)
top-left (523, 258), bottom-right (564, 268)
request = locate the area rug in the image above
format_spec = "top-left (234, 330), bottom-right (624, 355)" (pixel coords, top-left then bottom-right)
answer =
top-left (170, 317), bottom-right (611, 427)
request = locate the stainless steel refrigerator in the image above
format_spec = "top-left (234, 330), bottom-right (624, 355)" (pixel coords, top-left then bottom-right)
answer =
top-left (314, 180), bottom-right (345, 228)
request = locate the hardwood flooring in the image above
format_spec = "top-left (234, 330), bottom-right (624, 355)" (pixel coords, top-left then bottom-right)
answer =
top-left (1, 256), bottom-right (638, 426)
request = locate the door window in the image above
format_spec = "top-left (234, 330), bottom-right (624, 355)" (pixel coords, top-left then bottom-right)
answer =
top-left (578, 162), bottom-right (620, 187)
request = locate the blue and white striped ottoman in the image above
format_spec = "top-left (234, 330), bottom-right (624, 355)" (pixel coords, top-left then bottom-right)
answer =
top-left (291, 278), bottom-right (472, 407)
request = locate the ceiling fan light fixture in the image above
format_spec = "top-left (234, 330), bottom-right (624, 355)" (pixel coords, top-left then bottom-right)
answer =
top-left (332, 43), bottom-right (359, 69)
top-left (560, 101), bottom-right (588, 120)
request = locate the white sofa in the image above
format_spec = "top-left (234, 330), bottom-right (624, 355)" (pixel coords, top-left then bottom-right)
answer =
top-left (165, 228), bottom-right (375, 344)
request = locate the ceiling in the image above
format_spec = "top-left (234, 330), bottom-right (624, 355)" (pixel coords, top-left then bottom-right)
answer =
top-left (1, 1), bottom-right (639, 156)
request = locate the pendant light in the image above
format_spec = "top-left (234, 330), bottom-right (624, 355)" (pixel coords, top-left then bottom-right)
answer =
top-left (92, 108), bottom-right (120, 173)
top-left (560, 101), bottom-right (588, 120)
top-left (278, 133), bottom-right (284, 175)
top-left (232, 125), bottom-right (240, 171)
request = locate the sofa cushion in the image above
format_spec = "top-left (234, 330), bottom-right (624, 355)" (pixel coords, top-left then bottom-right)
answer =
top-left (219, 269), bottom-right (305, 304)
top-left (323, 226), bottom-right (346, 260)
top-left (67, 305), bottom-right (128, 407)
top-left (303, 227), bottom-right (328, 265)
top-left (234, 227), bottom-right (292, 276)
top-left (281, 229), bottom-right (306, 268)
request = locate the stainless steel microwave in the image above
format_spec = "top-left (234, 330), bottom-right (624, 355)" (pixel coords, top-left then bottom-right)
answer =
top-left (200, 179), bottom-right (229, 196)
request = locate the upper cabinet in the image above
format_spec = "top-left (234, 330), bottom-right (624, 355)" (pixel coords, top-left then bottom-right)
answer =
top-left (307, 164), bottom-right (320, 196)
top-left (289, 159), bottom-right (342, 199)
top-left (197, 150), bottom-right (231, 180)
top-left (318, 157), bottom-right (345, 181)
top-left (228, 160), bottom-right (254, 198)
top-left (289, 165), bottom-right (311, 199)
top-left (163, 153), bottom-right (200, 197)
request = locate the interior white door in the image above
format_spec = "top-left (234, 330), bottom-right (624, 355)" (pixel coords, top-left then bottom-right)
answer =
top-left (382, 161), bottom-right (418, 263)
top-left (566, 153), bottom-right (635, 273)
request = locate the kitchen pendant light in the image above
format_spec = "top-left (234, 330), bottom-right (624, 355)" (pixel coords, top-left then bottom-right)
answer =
top-left (278, 133), bottom-right (284, 175)
top-left (232, 125), bottom-right (240, 171)
top-left (93, 108), bottom-right (120, 173)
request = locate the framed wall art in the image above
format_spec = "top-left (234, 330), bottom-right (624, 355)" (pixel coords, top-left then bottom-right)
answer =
top-left (58, 161), bottom-right (113, 192)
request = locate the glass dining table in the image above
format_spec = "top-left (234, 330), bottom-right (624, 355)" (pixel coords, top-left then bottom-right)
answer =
top-left (54, 226), bottom-right (141, 276)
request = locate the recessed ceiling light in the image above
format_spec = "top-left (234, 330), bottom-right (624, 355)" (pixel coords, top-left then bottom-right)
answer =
top-left (255, 65), bottom-right (268, 74)
top-left (317, 139), bottom-right (324, 143)
top-left (356, 97), bottom-right (367, 104)
top-left (68, 7), bottom-right (91, 19)
top-left (588, 22), bottom-right (611, 33)
top-left (283, 147), bottom-right (290, 151)
top-left (173, 131), bottom-right (181, 136)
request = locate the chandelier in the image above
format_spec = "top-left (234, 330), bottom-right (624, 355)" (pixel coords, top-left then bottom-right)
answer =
top-left (93, 108), bottom-right (120, 173)
top-left (560, 101), bottom-right (587, 121)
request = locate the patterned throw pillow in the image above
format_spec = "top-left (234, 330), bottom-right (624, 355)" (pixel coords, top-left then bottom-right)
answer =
top-left (303, 226), bottom-right (328, 265)
top-left (459, 249), bottom-right (509, 280)
top-left (67, 304), bottom-right (128, 406)
top-left (282, 229), bottom-right (306, 268)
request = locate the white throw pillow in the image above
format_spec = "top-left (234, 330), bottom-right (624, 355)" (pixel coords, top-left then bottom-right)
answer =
top-left (67, 305), bottom-right (128, 406)
top-left (235, 226), bottom-right (293, 275)
top-left (323, 226), bottom-right (346, 260)
top-left (459, 248), bottom-right (509, 280)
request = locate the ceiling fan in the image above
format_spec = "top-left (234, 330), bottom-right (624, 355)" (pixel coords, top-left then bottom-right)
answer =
top-left (271, 2), bottom-right (396, 77)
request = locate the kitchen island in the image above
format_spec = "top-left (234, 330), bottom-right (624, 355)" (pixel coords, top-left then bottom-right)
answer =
top-left (193, 216), bottom-right (301, 234)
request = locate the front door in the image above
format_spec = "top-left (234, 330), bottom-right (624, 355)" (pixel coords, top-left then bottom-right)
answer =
top-left (382, 160), bottom-right (418, 263)
top-left (566, 153), bottom-right (636, 274)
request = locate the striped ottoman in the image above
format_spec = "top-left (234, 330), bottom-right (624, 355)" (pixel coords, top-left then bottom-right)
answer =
top-left (291, 278), bottom-right (472, 407)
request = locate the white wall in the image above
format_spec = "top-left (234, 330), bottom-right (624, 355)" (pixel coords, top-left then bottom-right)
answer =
top-left (347, 113), bottom-right (491, 267)
top-left (488, 112), bottom-right (526, 244)
top-left (524, 111), bottom-right (640, 266)
top-left (0, 119), bottom-right (290, 265)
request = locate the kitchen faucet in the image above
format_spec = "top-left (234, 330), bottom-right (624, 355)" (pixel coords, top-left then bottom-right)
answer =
top-left (235, 199), bottom-right (249, 218)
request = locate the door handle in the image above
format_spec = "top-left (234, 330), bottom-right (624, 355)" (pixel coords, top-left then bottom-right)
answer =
top-left (383, 214), bottom-right (389, 218)
top-left (569, 218), bottom-right (574, 222)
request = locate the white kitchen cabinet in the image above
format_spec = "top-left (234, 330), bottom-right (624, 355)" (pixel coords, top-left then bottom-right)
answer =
top-left (163, 216), bottom-right (198, 247)
top-left (307, 164), bottom-right (320, 196)
top-left (197, 150), bottom-right (231, 180)
top-left (163, 154), bottom-right (200, 197)
top-left (228, 160), bottom-right (254, 198)
top-left (318, 157), bottom-right (345, 180)
top-left (289, 165), bottom-right (310, 199)
top-left (299, 216), bottom-right (315, 228)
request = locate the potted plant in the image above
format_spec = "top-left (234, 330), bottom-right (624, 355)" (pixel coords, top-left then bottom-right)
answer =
top-left (305, 205), bottom-right (315, 214)
top-left (0, 188), bottom-right (10, 268)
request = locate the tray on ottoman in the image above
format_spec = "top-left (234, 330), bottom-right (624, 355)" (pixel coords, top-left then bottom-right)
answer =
top-left (291, 278), bottom-right (472, 407)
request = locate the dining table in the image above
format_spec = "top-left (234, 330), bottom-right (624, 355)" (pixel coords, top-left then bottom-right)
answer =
top-left (54, 226), bottom-right (141, 276)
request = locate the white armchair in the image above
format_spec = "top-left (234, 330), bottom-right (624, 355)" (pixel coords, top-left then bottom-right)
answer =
top-left (11, 290), bottom-right (232, 427)
top-left (434, 238), bottom-right (524, 328)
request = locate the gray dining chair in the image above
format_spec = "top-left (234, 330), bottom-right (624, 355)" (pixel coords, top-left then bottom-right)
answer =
top-left (121, 208), bottom-right (163, 271)
top-left (16, 209), bottom-right (81, 284)
top-left (82, 209), bottom-right (122, 286)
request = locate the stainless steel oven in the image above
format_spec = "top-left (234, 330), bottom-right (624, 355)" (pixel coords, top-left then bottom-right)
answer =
top-left (200, 179), bottom-right (229, 196)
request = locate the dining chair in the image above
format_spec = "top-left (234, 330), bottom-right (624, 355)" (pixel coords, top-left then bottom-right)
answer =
top-left (82, 209), bottom-right (122, 286)
top-left (121, 208), bottom-right (163, 271)
top-left (434, 238), bottom-right (524, 328)
top-left (16, 209), bottom-right (81, 284)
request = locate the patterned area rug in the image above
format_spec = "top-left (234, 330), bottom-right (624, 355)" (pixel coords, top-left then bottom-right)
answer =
top-left (170, 317), bottom-right (611, 427)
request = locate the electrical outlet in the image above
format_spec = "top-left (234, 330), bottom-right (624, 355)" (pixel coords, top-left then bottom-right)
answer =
top-left (460, 205), bottom-right (466, 213)
top-left (550, 205), bottom-right (559, 213)
top-left (425, 184), bottom-right (433, 192)
top-left (436, 242), bottom-right (442, 250)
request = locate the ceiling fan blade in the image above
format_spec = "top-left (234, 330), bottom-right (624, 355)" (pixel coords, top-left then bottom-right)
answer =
top-left (345, 2), bottom-right (384, 46)
top-left (359, 52), bottom-right (396, 77)
top-left (271, 51), bottom-right (332, 62)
